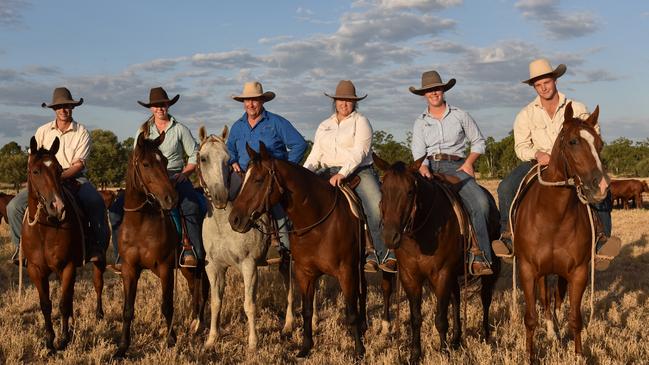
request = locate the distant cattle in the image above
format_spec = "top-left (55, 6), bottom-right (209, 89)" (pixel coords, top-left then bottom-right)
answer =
top-left (0, 192), bottom-right (15, 224)
top-left (610, 179), bottom-right (649, 209)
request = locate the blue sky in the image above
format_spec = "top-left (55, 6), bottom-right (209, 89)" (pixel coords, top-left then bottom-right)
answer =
top-left (1, 0), bottom-right (648, 148)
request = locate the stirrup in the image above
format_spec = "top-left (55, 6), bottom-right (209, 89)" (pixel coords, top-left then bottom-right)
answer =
top-left (179, 245), bottom-right (198, 268)
top-left (467, 251), bottom-right (493, 276)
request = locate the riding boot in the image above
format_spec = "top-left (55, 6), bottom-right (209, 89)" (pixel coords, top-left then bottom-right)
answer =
top-left (10, 246), bottom-right (26, 267)
top-left (180, 244), bottom-right (198, 268)
top-left (491, 230), bottom-right (513, 263)
top-left (468, 247), bottom-right (493, 276)
top-left (363, 225), bottom-right (379, 272)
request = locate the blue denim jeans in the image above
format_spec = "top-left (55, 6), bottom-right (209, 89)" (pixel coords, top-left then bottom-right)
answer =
top-left (108, 178), bottom-right (205, 260)
top-left (427, 160), bottom-right (493, 264)
top-left (7, 177), bottom-right (109, 252)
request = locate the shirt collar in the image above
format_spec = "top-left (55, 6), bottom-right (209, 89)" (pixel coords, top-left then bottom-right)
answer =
top-left (240, 109), bottom-right (269, 129)
top-left (48, 119), bottom-right (78, 134)
top-left (533, 92), bottom-right (567, 109)
top-left (146, 115), bottom-right (177, 135)
top-left (421, 104), bottom-right (454, 120)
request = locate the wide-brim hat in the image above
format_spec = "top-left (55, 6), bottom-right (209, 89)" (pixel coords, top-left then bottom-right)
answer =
top-left (324, 80), bottom-right (367, 100)
top-left (522, 58), bottom-right (566, 85)
top-left (232, 81), bottom-right (275, 102)
top-left (137, 87), bottom-right (180, 108)
top-left (409, 70), bottom-right (456, 95)
top-left (41, 87), bottom-right (83, 108)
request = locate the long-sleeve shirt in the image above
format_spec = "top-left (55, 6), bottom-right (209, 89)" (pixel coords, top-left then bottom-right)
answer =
top-left (303, 111), bottom-right (374, 177)
top-left (410, 104), bottom-right (486, 166)
top-left (34, 120), bottom-right (91, 172)
top-left (226, 109), bottom-right (307, 171)
top-left (513, 92), bottom-right (595, 161)
top-left (135, 115), bottom-right (198, 175)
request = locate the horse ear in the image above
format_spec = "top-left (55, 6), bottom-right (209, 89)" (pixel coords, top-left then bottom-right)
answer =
top-left (154, 131), bottom-right (166, 147)
top-left (258, 142), bottom-right (270, 160)
top-left (584, 105), bottom-right (600, 128)
top-left (221, 125), bottom-right (229, 140)
top-left (29, 136), bottom-right (38, 155)
top-left (49, 137), bottom-right (60, 155)
top-left (136, 132), bottom-right (146, 148)
top-left (410, 155), bottom-right (427, 172)
top-left (246, 143), bottom-right (259, 160)
top-left (564, 102), bottom-right (574, 122)
top-left (372, 152), bottom-right (390, 171)
top-left (199, 125), bottom-right (207, 143)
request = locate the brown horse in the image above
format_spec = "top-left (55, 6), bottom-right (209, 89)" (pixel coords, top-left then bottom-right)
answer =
top-left (22, 136), bottom-right (105, 353)
top-left (228, 142), bottom-right (371, 359)
top-left (0, 192), bottom-right (15, 223)
top-left (114, 132), bottom-right (208, 358)
top-left (514, 103), bottom-right (608, 362)
top-left (373, 154), bottom-right (500, 364)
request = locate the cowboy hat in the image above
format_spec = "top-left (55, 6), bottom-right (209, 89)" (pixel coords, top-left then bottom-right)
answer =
top-left (522, 58), bottom-right (566, 85)
top-left (41, 87), bottom-right (83, 108)
top-left (232, 81), bottom-right (275, 102)
top-left (409, 70), bottom-right (456, 95)
top-left (137, 87), bottom-right (180, 108)
top-left (324, 80), bottom-right (367, 100)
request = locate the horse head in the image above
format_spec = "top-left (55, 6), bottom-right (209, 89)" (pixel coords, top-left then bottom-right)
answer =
top-left (197, 125), bottom-right (231, 210)
top-left (550, 102), bottom-right (609, 204)
top-left (129, 132), bottom-right (178, 210)
top-left (28, 136), bottom-right (66, 221)
top-left (373, 153), bottom-right (427, 249)
top-left (229, 142), bottom-right (282, 233)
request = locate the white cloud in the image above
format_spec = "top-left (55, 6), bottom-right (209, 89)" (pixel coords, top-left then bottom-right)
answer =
top-left (515, 0), bottom-right (599, 39)
top-left (0, 0), bottom-right (28, 27)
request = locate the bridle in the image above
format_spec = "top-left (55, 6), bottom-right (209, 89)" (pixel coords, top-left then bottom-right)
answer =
top-left (123, 153), bottom-right (169, 212)
top-left (399, 174), bottom-right (435, 234)
top-left (196, 139), bottom-right (233, 211)
top-left (26, 156), bottom-right (66, 225)
top-left (246, 159), bottom-right (339, 236)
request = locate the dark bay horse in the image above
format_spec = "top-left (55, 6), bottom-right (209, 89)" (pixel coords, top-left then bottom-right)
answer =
top-left (514, 103), bottom-right (608, 362)
top-left (228, 142), bottom-right (371, 359)
top-left (114, 132), bottom-right (208, 358)
top-left (0, 192), bottom-right (15, 223)
top-left (373, 153), bottom-right (500, 364)
top-left (22, 136), bottom-right (105, 353)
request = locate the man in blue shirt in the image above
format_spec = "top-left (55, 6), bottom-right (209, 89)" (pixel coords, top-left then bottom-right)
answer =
top-left (410, 70), bottom-right (494, 276)
top-left (227, 81), bottom-right (307, 251)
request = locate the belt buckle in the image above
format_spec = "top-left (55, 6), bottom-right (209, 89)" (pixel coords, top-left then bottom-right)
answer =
top-left (432, 154), bottom-right (442, 161)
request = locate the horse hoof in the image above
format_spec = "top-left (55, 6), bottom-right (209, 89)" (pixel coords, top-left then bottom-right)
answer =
top-left (190, 319), bottom-right (201, 334)
top-left (296, 349), bottom-right (310, 358)
top-left (96, 310), bottom-right (104, 320)
top-left (380, 320), bottom-right (390, 336)
top-left (167, 331), bottom-right (177, 348)
top-left (112, 349), bottom-right (127, 360)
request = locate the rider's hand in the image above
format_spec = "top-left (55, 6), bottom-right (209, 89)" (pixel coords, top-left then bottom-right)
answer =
top-left (172, 172), bottom-right (188, 184)
top-left (535, 151), bottom-right (551, 166)
top-left (418, 164), bottom-right (432, 179)
top-left (329, 173), bottom-right (345, 187)
top-left (457, 162), bottom-right (475, 177)
top-left (232, 162), bottom-right (242, 174)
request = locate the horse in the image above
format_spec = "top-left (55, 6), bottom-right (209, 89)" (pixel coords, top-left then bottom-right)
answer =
top-left (610, 179), bottom-right (647, 209)
top-left (114, 132), bottom-right (208, 358)
top-left (513, 103), bottom-right (608, 362)
top-left (373, 153), bottom-right (500, 364)
top-left (21, 136), bottom-right (105, 353)
top-left (228, 142), bottom-right (369, 359)
top-left (0, 192), bottom-right (15, 224)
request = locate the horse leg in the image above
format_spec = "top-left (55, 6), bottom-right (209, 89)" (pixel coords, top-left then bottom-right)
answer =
top-left (180, 265), bottom-right (205, 334)
top-left (280, 259), bottom-right (295, 335)
top-left (449, 277), bottom-right (462, 348)
top-left (538, 276), bottom-right (557, 340)
top-left (57, 262), bottom-right (76, 350)
top-left (92, 260), bottom-right (106, 319)
top-left (241, 259), bottom-right (259, 349)
top-left (403, 278), bottom-right (424, 364)
top-left (567, 270), bottom-right (588, 355)
top-left (160, 265), bottom-right (177, 348)
top-left (380, 271), bottom-right (394, 335)
top-left (28, 265), bottom-right (56, 354)
top-left (432, 274), bottom-right (454, 353)
top-left (479, 272), bottom-right (496, 340)
top-left (359, 266), bottom-right (368, 335)
top-left (295, 270), bottom-right (317, 358)
top-left (205, 264), bottom-right (226, 348)
top-left (338, 267), bottom-right (365, 359)
top-left (114, 263), bottom-right (141, 359)
top-left (519, 263), bottom-right (538, 363)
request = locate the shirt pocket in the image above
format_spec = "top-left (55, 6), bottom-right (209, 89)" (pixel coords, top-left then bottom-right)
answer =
top-left (443, 121), bottom-right (464, 146)
top-left (423, 122), bottom-right (442, 145)
top-left (259, 124), bottom-right (278, 148)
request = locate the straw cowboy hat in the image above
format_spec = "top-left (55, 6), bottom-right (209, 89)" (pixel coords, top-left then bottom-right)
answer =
top-left (137, 87), bottom-right (180, 108)
top-left (41, 87), bottom-right (83, 108)
top-left (409, 70), bottom-right (456, 95)
top-left (522, 58), bottom-right (566, 85)
top-left (232, 81), bottom-right (275, 102)
top-left (324, 80), bottom-right (367, 100)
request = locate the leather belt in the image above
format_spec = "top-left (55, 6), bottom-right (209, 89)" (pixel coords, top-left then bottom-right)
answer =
top-left (427, 153), bottom-right (462, 162)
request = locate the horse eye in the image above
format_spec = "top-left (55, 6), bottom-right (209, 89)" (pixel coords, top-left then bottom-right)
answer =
top-left (142, 162), bottom-right (150, 168)
top-left (569, 138), bottom-right (579, 146)
top-left (200, 157), bottom-right (207, 163)
top-left (32, 169), bottom-right (39, 175)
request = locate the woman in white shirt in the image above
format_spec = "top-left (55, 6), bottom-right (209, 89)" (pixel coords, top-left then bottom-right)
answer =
top-left (303, 80), bottom-right (395, 273)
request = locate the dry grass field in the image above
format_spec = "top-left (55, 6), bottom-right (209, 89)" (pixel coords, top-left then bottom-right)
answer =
top-left (0, 180), bottom-right (647, 364)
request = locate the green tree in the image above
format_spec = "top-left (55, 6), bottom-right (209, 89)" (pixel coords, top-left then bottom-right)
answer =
top-left (87, 129), bottom-right (127, 188)
top-left (0, 141), bottom-right (28, 192)
top-left (475, 132), bottom-right (519, 178)
top-left (373, 130), bottom-right (412, 165)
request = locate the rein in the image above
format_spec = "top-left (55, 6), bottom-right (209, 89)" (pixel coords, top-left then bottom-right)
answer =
top-left (401, 176), bottom-right (436, 234)
top-left (123, 155), bottom-right (167, 215)
top-left (535, 134), bottom-right (590, 204)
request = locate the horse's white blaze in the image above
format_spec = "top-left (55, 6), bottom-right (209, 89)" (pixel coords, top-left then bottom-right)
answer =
top-left (242, 165), bottom-right (253, 189)
top-left (43, 160), bottom-right (53, 167)
top-left (580, 130), bottom-right (603, 173)
top-left (155, 153), bottom-right (162, 162)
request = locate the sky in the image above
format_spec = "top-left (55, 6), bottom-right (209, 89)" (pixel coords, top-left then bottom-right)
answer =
top-left (1, 0), bottom-right (648, 148)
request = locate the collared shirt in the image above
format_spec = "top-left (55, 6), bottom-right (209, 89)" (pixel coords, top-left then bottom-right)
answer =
top-left (410, 104), bottom-right (486, 166)
top-left (226, 109), bottom-right (307, 171)
top-left (135, 115), bottom-right (198, 175)
top-left (513, 92), bottom-right (595, 161)
top-left (303, 111), bottom-right (374, 177)
top-left (34, 120), bottom-right (91, 172)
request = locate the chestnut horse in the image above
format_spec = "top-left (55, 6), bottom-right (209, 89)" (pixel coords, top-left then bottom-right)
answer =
top-left (373, 154), bottom-right (500, 364)
top-left (228, 142), bottom-right (370, 359)
top-left (22, 136), bottom-right (105, 353)
top-left (114, 132), bottom-right (208, 358)
top-left (514, 103), bottom-right (608, 362)
top-left (0, 192), bottom-right (15, 223)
